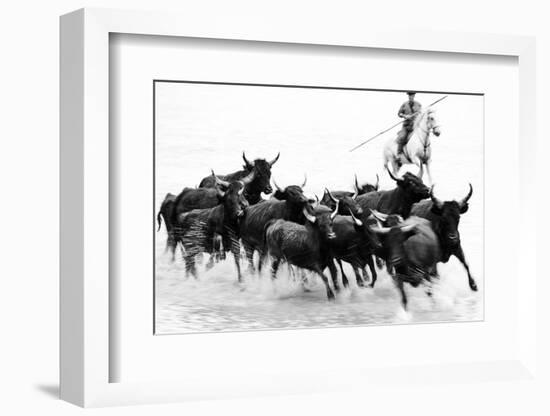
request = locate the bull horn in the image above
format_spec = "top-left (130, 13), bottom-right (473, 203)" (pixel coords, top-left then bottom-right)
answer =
top-left (314, 194), bottom-right (320, 205)
top-left (211, 169), bottom-right (230, 188)
top-left (301, 174), bottom-right (307, 188)
top-left (459, 183), bottom-right (473, 208)
top-left (349, 210), bottom-right (363, 227)
top-left (240, 169), bottom-right (256, 186)
top-left (430, 185), bottom-right (444, 210)
top-left (369, 209), bottom-right (388, 223)
top-left (325, 188), bottom-right (338, 204)
top-left (272, 178), bottom-right (283, 192)
top-left (386, 166), bottom-right (400, 182)
top-left (352, 174), bottom-right (359, 199)
top-left (399, 223), bottom-right (417, 233)
top-left (303, 206), bottom-right (316, 223)
top-left (331, 200), bottom-right (339, 220)
top-left (374, 173), bottom-right (380, 190)
top-left (268, 152), bottom-right (280, 167)
top-left (242, 151), bottom-right (253, 169)
top-left (370, 224), bottom-right (391, 234)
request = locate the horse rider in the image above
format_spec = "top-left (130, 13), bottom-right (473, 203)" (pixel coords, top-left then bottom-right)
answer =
top-left (396, 91), bottom-right (422, 157)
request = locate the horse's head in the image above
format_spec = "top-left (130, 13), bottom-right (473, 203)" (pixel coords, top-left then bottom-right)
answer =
top-left (426, 108), bottom-right (441, 136)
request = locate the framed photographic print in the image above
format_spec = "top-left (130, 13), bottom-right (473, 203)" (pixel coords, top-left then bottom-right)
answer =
top-left (152, 81), bottom-right (483, 335)
top-left (60, 8), bottom-right (538, 407)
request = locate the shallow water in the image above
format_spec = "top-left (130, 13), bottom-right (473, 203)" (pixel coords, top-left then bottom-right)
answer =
top-left (155, 242), bottom-right (482, 334)
top-left (154, 84), bottom-right (484, 334)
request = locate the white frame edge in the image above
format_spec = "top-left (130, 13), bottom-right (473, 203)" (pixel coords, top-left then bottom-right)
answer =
top-left (60, 7), bottom-right (537, 407)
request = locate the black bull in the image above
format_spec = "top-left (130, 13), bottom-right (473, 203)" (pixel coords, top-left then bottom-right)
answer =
top-left (319, 189), bottom-right (380, 289)
top-left (198, 152), bottom-right (280, 205)
top-left (328, 173), bottom-right (380, 201)
top-left (173, 174), bottom-right (253, 282)
top-left (239, 180), bottom-right (313, 272)
top-left (410, 184), bottom-right (477, 291)
top-left (372, 217), bottom-right (441, 310)
top-left (355, 169), bottom-right (431, 219)
top-left (265, 204), bottom-right (339, 300)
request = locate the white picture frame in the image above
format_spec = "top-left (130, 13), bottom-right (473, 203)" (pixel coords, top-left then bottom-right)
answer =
top-left (60, 7), bottom-right (538, 407)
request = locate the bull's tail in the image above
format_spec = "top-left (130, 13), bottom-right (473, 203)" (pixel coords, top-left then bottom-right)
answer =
top-left (262, 219), bottom-right (277, 252)
top-left (157, 210), bottom-right (163, 231)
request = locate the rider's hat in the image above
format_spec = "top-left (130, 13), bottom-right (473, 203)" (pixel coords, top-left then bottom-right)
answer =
top-left (406, 91), bottom-right (416, 96)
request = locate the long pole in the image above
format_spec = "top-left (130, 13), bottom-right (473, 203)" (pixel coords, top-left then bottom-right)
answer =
top-left (349, 95), bottom-right (448, 152)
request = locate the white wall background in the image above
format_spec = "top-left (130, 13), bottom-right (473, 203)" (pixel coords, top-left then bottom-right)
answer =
top-left (0, 1), bottom-right (547, 415)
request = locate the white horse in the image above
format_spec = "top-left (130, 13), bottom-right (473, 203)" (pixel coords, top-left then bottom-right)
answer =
top-left (383, 107), bottom-right (441, 184)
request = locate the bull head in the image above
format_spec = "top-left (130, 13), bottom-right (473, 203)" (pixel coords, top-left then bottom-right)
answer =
top-left (431, 183), bottom-right (473, 214)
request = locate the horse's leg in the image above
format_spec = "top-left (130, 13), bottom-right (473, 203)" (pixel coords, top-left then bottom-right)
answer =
top-left (417, 161), bottom-right (424, 179)
top-left (424, 160), bottom-right (433, 186)
top-left (454, 245), bottom-right (478, 291)
top-left (391, 158), bottom-right (401, 178)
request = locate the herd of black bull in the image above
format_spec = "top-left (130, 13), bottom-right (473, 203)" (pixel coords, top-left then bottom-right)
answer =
top-left (157, 152), bottom-right (477, 310)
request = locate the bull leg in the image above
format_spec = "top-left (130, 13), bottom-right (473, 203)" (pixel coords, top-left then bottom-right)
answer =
top-left (300, 270), bottom-right (311, 292)
top-left (367, 256), bottom-right (378, 287)
top-left (243, 244), bottom-right (256, 274)
top-left (258, 251), bottom-right (267, 273)
top-left (313, 267), bottom-right (335, 301)
top-left (232, 254), bottom-right (243, 282)
top-left (167, 232), bottom-right (177, 262)
top-left (336, 259), bottom-right (351, 288)
top-left (205, 254), bottom-right (216, 271)
top-left (327, 260), bottom-right (341, 292)
top-left (225, 231), bottom-right (243, 283)
top-left (351, 264), bottom-right (364, 288)
top-left (453, 246), bottom-right (478, 291)
top-left (184, 253), bottom-right (198, 279)
top-left (393, 275), bottom-right (408, 310)
top-left (270, 258), bottom-right (281, 280)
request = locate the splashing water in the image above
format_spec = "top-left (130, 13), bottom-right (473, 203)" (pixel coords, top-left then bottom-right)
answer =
top-left (155, 244), bottom-right (482, 334)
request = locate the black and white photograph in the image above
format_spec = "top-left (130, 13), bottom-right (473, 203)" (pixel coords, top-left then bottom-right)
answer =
top-left (154, 81), bottom-right (483, 334)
